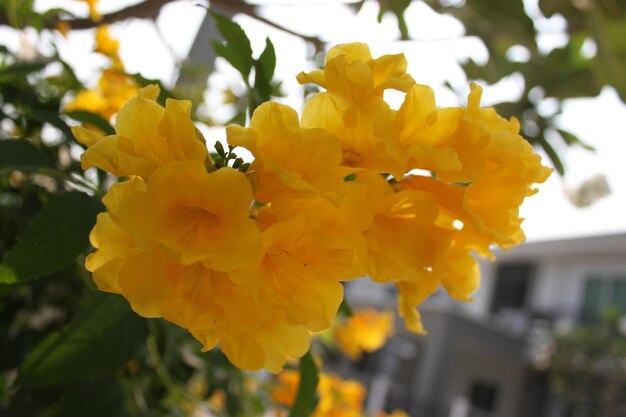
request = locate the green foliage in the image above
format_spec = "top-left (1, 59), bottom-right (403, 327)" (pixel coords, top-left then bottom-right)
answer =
top-left (377, 0), bottom-right (412, 40)
top-left (64, 111), bottom-right (115, 136)
top-left (0, 138), bottom-right (56, 171)
top-left (38, 380), bottom-right (131, 417)
top-left (211, 11), bottom-right (255, 81)
top-left (211, 12), bottom-right (279, 116)
top-left (289, 352), bottom-right (319, 417)
top-left (0, 192), bottom-right (102, 284)
top-left (16, 292), bottom-right (147, 386)
top-left (251, 38), bottom-right (277, 113)
top-left (548, 312), bottom-right (626, 417)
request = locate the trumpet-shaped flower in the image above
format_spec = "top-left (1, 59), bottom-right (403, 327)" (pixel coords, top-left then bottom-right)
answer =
top-left (227, 102), bottom-right (347, 202)
top-left (117, 249), bottom-right (310, 372)
top-left (298, 43), bottom-right (415, 176)
top-left (116, 160), bottom-right (262, 271)
top-left (86, 176), bottom-right (146, 293)
top-left (72, 85), bottom-right (208, 179)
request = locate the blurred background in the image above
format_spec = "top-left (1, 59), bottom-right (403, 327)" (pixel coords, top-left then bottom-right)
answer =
top-left (1, 0), bottom-right (626, 416)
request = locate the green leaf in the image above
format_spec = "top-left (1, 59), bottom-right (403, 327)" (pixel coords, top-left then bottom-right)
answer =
top-left (210, 11), bottom-right (254, 81)
top-left (0, 59), bottom-right (51, 80)
top-left (64, 111), bottom-right (115, 135)
top-left (377, 0), bottom-right (412, 40)
top-left (536, 135), bottom-right (565, 175)
top-left (337, 299), bottom-right (353, 317)
top-left (16, 292), bottom-right (148, 387)
top-left (250, 37), bottom-right (277, 113)
top-left (0, 192), bottom-right (102, 284)
top-left (0, 138), bottom-right (55, 170)
top-left (556, 128), bottom-right (595, 151)
top-left (25, 109), bottom-right (75, 142)
top-left (289, 351), bottom-right (319, 417)
top-left (39, 380), bottom-right (130, 417)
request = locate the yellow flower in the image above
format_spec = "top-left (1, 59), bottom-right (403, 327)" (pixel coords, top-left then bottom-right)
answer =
top-left (272, 371), bottom-right (366, 417)
top-left (66, 70), bottom-right (138, 121)
top-left (332, 309), bottom-right (394, 360)
top-left (298, 43), bottom-right (415, 176)
top-left (94, 25), bottom-right (121, 67)
top-left (373, 84), bottom-right (463, 176)
top-left (72, 85), bottom-right (208, 179)
top-left (75, 0), bottom-right (100, 21)
top-left (233, 200), bottom-right (360, 334)
top-left (86, 176), bottom-right (146, 293)
top-left (297, 43), bottom-right (415, 101)
top-left (358, 172), bottom-right (446, 284)
top-left (116, 160), bottom-right (261, 271)
top-left (112, 247), bottom-right (310, 372)
top-left (65, 89), bottom-right (109, 117)
top-left (227, 102), bottom-right (348, 202)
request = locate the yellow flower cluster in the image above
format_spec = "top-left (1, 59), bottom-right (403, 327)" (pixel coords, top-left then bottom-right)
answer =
top-left (332, 309), bottom-right (394, 360)
top-left (272, 370), bottom-right (366, 417)
top-left (77, 43), bottom-right (551, 371)
top-left (65, 26), bottom-right (138, 121)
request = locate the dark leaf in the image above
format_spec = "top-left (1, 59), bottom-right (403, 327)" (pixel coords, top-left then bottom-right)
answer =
top-left (0, 138), bottom-right (56, 170)
top-left (0, 192), bottom-right (102, 284)
top-left (210, 11), bottom-right (254, 81)
top-left (39, 380), bottom-right (130, 417)
top-left (64, 111), bottom-right (115, 136)
top-left (0, 59), bottom-right (51, 79)
top-left (253, 37), bottom-right (276, 108)
top-left (556, 128), bottom-right (595, 151)
top-left (289, 351), bottom-right (319, 417)
top-left (16, 292), bottom-right (148, 387)
top-left (535, 135), bottom-right (565, 175)
top-left (338, 299), bottom-right (353, 316)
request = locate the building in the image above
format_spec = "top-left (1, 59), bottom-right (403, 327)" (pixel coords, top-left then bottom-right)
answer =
top-left (338, 233), bottom-right (626, 417)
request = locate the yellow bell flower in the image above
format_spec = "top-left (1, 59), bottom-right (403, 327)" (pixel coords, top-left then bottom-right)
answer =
top-left (297, 42), bottom-right (415, 100)
top-left (86, 176), bottom-right (146, 293)
top-left (298, 43), bottom-right (415, 177)
top-left (115, 160), bottom-right (262, 271)
top-left (72, 85), bottom-right (208, 179)
top-left (227, 102), bottom-right (348, 202)
top-left (332, 309), bottom-right (394, 360)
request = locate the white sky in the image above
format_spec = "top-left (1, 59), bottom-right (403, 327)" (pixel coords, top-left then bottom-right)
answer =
top-left (16, 0), bottom-right (626, 242)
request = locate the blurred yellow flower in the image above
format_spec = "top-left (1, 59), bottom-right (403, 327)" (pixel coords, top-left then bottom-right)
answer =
top-left (332, 309), bottom-right (394, 360)
top-left (94, 25), bottom-right (122, 68)
top-left (66, 69), bottom-right (139, 121)
top-left (272, 370), bottom-right (366, 417)
top-left (75, 0), bottom-right (100, 21)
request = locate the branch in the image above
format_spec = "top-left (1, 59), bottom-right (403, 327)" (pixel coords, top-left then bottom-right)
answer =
top-left (0, 0), bottom-right (325, 52)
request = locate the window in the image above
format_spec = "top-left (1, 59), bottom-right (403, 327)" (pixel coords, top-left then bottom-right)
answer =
top-left (490, 263), bottom-right (535, 314)
top-left (468, 380), bottom-right (499, 412)
top-left (581, 274), bottom-right (626, 320)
